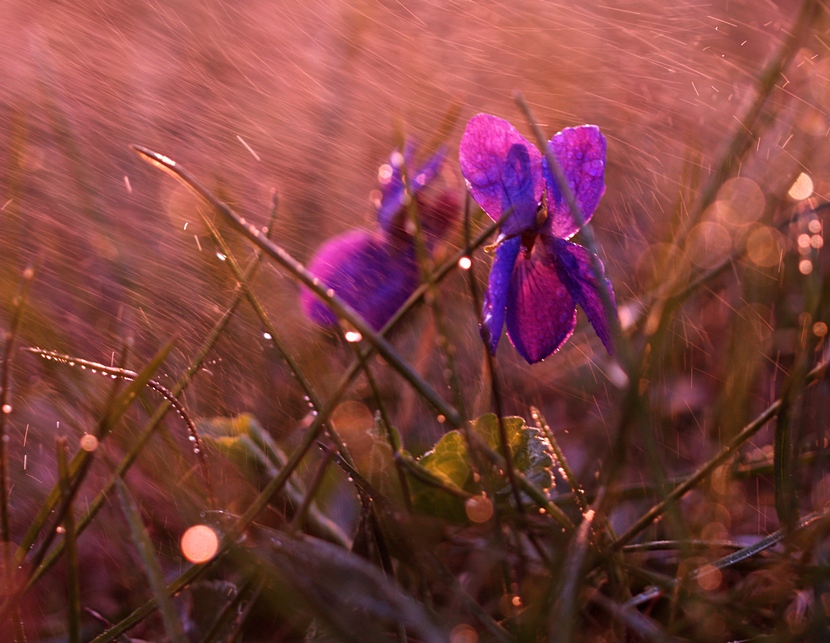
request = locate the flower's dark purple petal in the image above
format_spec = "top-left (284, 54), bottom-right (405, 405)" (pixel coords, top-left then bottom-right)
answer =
top-left (378, 145), bottom-right (447, 234)
top-left (480, 236), bottom-right (521, 355)
top-left (301, 230), bottom-right (420, 331)
top-left (548, 237), bottom-right (616, 354)
top-left (459, 114), bottom-right (543, 237)
top-left (505, 252), bottom-right (577, 364)
top-left (542, 125), bottom-right (606, 240)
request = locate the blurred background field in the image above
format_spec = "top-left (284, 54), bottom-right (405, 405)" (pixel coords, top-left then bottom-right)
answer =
top-left (1, 0), bottom-right (829, 641)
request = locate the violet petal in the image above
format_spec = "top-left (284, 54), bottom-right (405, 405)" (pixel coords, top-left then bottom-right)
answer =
top-left (459, 114), bottom-right (543, 236)
top-left (505, 252), bottom-right (577, 364)
top-left (378, 145), bottom-right (447, 234)
top-left (481, 236), bottom-right (521, 355)
top-left (301, 230), bottom-right (420, 331)
top-left (548, 237), bottom-right (616, 354)
top-left (542, 125), bottom-right (606, 240)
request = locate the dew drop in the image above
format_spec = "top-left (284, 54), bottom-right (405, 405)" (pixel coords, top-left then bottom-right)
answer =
top-left (344, 331), bottom-right (362, 343)
top-left (1, 404), bottom-right (11, 414)
top-left (263, 332), bottom-right (272, 340)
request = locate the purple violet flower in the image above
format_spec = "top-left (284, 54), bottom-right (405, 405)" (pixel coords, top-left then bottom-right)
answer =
top-left (459, 113), bottom-right (617, 364)
top-left (301, 145), bottom-right (458, 332)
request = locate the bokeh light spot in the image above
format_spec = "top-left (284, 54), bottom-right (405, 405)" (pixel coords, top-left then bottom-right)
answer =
top-left (746, 225), bottom-right (782, 268)
top-left (450, 624), bottom-right (478, 643)
top-left (813, 322), bottom-right (828, 338)
top-left (799, 260), bottom-right (814, 275)
top-left (788, 173), bottom-right (813, 201)
top-left (465, 495), bottom-right (493, 523)
top-left (79, 434), bottom-right (99, 452)
top-left (458, 256), bottom-right (472, 270)
top-left (696, 564), bottom-right (722, 591)
top-left (181, 525), bottom-right (219, 563)
top-left (687, 222), bottom-right (732, 269)
top-left (714, 178), bottom-right (765, 226)
top-left (377, 163), bottom-right (393, 184)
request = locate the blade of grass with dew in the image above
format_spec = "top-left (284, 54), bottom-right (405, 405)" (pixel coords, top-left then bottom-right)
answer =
top-left (131, 144), bottom-right (462, 429)
top-left (201, 415), bottom-right (349, 547)
top-left (460, 194), bottom-right (538, 587)
top-left (241, 526), bottom-right (447, 643)
top-left (775, 234), bottom-right (826, 529)
top-left (549, 494), bottom-right (601, 643)
top-left (15, 340), bottom-right (175, 566)
top-left (460, 195), bottom-right (530, 552)
top-left (115, 477), bottom-right (187, 643)
top-left (56, 437), bottom-right (80, 643)
top-left (197, 197), bottom-right (355, 468)
top-left (0, 268), bottom-right (37, 643)
top-left (625, 509), bottom-right (830, 609)
top-left (18, 296), bottom-right (247, 597)
top-left (1, 265), bottom-right (35, 545)
top-left (402, 157), bottom-right (468, 424)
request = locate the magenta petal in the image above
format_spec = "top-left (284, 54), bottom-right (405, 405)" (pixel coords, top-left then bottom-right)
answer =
top-left (301, 230), bottom-right (419, 331)
top-left (505, 253), bottom-right (577, 364)
top-left (542, 125), bottom-right (606, 240)
top-left (459, 114), bottom-right (543, 236)
top-left (481, 236), bottom-right (521, 355)
top-left (549, 238), bottom-right (616, 354)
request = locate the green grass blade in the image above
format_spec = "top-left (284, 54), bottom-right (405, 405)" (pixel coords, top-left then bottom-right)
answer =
top-left (115, 477), bottom-right (187, 643)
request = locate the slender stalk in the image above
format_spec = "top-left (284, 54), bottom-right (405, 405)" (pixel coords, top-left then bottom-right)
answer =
top-left (56, 438), bottom-right (80, 643)
top-left (116, 478), bottom-right (187, 643)
top-left (0, 265), bottom-right (35, 543)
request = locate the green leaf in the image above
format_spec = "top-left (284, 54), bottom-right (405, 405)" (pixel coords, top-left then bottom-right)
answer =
top-left (409, 413), bottom-right (556, 522)
top-left (201, 414), bottom-right (349, 548)
top-left (474, 413), bottom-right (554, 492)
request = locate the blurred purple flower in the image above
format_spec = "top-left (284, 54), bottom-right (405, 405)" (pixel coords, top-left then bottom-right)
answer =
top-left (459, 113), bottom-right (616, 364)
top-left (301, 144), bottom-right (458, 332)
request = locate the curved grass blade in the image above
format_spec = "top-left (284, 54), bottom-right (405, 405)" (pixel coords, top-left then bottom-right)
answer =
top-left (15, 340), bottom-right (176, 566)
top-left (15, 295), bottom-right (246, 604)
top-left (625, 509), bottom-right (829, 609)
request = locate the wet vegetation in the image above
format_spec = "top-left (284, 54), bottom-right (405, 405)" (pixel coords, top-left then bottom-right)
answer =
top-left (2, 0), bottom-right (830, 641)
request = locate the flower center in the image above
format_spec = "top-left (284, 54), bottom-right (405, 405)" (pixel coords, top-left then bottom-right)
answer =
top-left (521, 232), bottom-right (537, 259)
